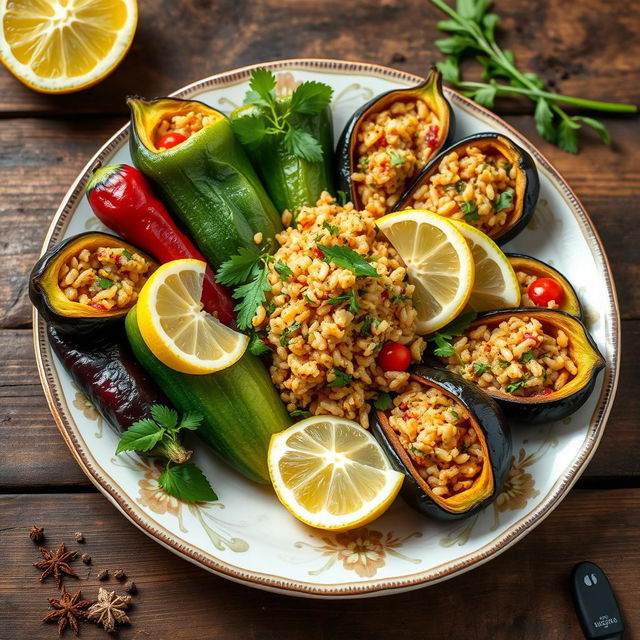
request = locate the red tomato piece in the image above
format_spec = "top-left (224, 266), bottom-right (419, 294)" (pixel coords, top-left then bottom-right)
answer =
top-left (528, 277), bottom-right (565, 307)
top-left (157, 132), bottom-right (188, 149)
top-left (378, 341), bottom-right (411, 372)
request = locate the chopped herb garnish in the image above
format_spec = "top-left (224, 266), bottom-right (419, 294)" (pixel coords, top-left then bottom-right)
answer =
top-left (473, 362), bottom-right (489, 376)
top-left (322, 221), bottom-right (339, 235)
top-left (506, 379), bottom-right (526, 394)
top-left (336, 190), bottom-right (348, 206)
top-left (248, 333), bottom-right (271, 357)
top-left (266, 301), bottom-right (276, 315)
top-left (443, 180), bottom-right (465, 194)
top-left (428, 312), bottom-right (477, 361)
top-left (460, 200), bottom-right (479, 222)
top-left (433, 335), bottom-right (457, 358)
top-left (289, 409), bottom-right (312, 419)
top-left (503, 161), bottom-right (512, 174)
top-left (97, 276), bottom-right (114, 290)
top-left (373, 392), bottom-right (393, 411)
top-left (360, 156), bottom-right (369, 170)
top-left (360, 315), bottom-right (374, 337)
top-left (274, 260), bottom-right (293, 281)
top-left (520, 350), bottom-right (534, 363)
top-left (317, 244), bottom-right (379, 278)
top-left (498, 360), bottom-right (510, 368)
top-left (121, 249), bottom-right (133, 260)
top-left (495, 188), bottom-right (515, 212)
top-left (279, 321), bottom-right (301, 347)
top-left (328, 368), bottom-right (353, 387)
top-left (391, 293), bottom-right (410, 304)
top-left (327, 289), bottom-right (360, 314)
top-left (388, 149), bottom-right (406, 166)
top-left (303, 293), bottom-right (318, 306)
top-left (450, 409), bottom-right (459, 419)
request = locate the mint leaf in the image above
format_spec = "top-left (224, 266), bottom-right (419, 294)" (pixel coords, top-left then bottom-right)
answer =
top-left (159, 463), bottom-right (217, 503)
top-left (247, 68), bottom-right (276, 107)
top-left (151, 405), bottom-right (178, 430)
top-left (495, 188), bottom-right (515, 212)
top-left (328, 368), bottom-right (353, 387)
top-left (574, 116), bottom-right (611, 145)
top-left (116, 418), bottom-right (164, 454)
top-left (322, 221), bottom-right (339, 236)
top-left (373, 392), bottom-right (393, 411)
top-left (388, 149), bottom-right (406, 166)
top-left (557, 117), bottom-right (581, 154)
top-left (232, 262), bottom-right (271, 330)
top-left (436, 56), bottom-right (461, 84)
top-left (317, 244), bottom-right (379, 278)
top-left (290, 81), bottom-right (333, 115)
top-left (217, 248), bottom-right (261, 286)
top-left (274, 260), bottom-right (293, 281)
top-left (230, 114), bottom-right (269, 147)
top-left (336, 190), bottom-right (348, 206)
top-left (283, 127), bottom-right (324, 162)
top-left (279, 321), bottom-right (301, 346)
top-left (534, 98), bottom-right (556, 143)
top-left (248, 333), bottom-right (270, 356)
top-left (97, 276), bottom-right (114, 289)
top-left (460, 200), bottom-right (479, 222)
top-left (178, 411), bottom-right (203, 432)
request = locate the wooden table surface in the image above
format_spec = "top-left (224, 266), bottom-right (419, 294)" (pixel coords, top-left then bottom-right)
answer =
top-left (1, 1), bottom-right (639, 638)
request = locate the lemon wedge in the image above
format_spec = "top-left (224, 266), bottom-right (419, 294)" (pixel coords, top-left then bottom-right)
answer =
top-left (0, 0), bottom-right (137, 94)
top-left (268, 416), bottom-right (404, 531)
top-left (447, 218), bottom-right (521, 312)
top-left (377, 209), bottom-right (475, 334)
top-left (136, 259), bottom-right (248, 375)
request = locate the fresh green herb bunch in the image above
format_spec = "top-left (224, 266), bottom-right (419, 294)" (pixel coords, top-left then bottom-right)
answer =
top-left (230, 68), bottom-right (333, 162)
top-left (431, 0), bottom-right (637, 152)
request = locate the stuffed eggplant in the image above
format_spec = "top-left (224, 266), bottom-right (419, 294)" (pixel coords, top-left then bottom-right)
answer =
top-left (507, 253), bottom-right (583, 318)
top-left (395, 132), bottom-right (539, 245)
top-left (370, 365), bottom-right (511, 521)
top-left (128, 96), bottom-right (282, 269)
top-left (335, 67), bottom-right (454, 217)
top-left (30, 232), bottom-right (156, 336)
top-left (432, 309), bottom-right (604, 423)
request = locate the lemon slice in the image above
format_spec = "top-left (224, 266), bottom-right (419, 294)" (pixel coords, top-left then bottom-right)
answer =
top-left (0, 0), bottom-right (137, 94)
top-left (377, 209), bottom-right (475, 334)
top-left (268, 416), bottom-right (404, 531)
top-left (447, 218), bottom-right (521, 312)
top-left (136, 259), bottom-right (248, 375)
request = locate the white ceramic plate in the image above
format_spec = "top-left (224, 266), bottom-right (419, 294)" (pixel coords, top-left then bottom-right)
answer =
top-left (34, 59), bottom-right (620, 598)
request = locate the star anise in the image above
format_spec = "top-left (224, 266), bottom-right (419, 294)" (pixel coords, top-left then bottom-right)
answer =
top-left (87, 587), bottom-right (131, 633)
top-left (43, 585), bottom-right (95, 636)
top-left (33, 542), bottom-right (79, 587)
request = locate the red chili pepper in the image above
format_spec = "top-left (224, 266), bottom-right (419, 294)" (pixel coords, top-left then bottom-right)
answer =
top-left (425, 125), bottom-right (440, 149)
top-left (86, 164), bottom-right (235, 326)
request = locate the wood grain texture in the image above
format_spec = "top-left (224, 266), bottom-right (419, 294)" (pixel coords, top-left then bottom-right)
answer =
top-left (1, 490), bottom-right (638, 639)
top-left (1, 322), bottom-right (638, 489)
top-left (0, 0), bottom-right (638, 115)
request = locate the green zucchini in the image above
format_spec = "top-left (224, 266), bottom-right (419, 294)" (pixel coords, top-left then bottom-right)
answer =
top-left (125, 306), bottom-right (291, 484)
top-left (128, 97), bottom-right (282, 269)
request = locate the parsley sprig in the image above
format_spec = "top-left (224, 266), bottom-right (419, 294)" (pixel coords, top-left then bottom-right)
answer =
top-left (428, 311), bottom-right (477, 359)
top-left (230, 68), bottom-right (333, 162)
top-left (431, 0), bottom-right (637, 153)
top-left (116, 405), bottom-right (217, 503)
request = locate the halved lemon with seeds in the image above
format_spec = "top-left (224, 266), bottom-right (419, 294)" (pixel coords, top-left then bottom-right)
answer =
top-left (136, 259), bottom-right (248, 375)
top-left (0, 0), bottom-right (137, 94)
top-left (377, 209), bottom-right (475, 334)
top-left (448, 218), bottom-right (521, 312)
top-left (268, 416), bottom-right (404, 531)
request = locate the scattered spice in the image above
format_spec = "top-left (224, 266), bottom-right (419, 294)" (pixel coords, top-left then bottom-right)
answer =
top-left (114, 569), bottom-right (126, 581)
top-left (29, 525), bottom-right (45, 543)
top-left (34, 543), bottom-right (79, 588)
top-left (74, 532), bottom-right (85, 544)
top-left (42, 585), bottom-right (95, 636)
top-left (123, 580), bottom-right (137, 594)
top-left (81, 553), bottom-right (91, 565)
top-left (87, 588), bottom-right (131, 634)
top-left (97, 569), bottom-right (109, 581)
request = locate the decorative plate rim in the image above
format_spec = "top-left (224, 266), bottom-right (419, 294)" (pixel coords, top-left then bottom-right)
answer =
top-left (32, 58), bottom-right (620, 598)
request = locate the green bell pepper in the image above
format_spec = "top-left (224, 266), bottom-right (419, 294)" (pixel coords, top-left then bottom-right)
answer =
top-left (128, 97), bottom-right (282, 269)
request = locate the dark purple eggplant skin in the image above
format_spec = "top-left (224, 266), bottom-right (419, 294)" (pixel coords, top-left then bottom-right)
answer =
top-left (48, 324), bottom-right (167, 438)
top-left (370, 365), bottom-right (512, 521)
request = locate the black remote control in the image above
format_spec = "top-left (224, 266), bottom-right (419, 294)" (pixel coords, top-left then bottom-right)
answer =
top-left (571, 561), bottom-right (625, 639)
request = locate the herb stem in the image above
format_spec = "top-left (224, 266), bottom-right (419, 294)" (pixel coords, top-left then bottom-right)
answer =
top-left (456, 81), bottom-right (637, 113)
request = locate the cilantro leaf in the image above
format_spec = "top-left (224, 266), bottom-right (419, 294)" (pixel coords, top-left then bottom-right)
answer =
top-left (574, 116), bottom-right (611, 145)
top-left (473, 361), bottom-right (489, 376)
top-left (247, 68), bottom-right (276, 107)
top-left (317, 244), bottom-right (379, 278)
top-left (289, 409), bottom-right (312, 419)
top-left (328, 368), bottom-right (353, 387)
top-left (495, 188), bottom-right (515, 212)
top-left (433, 334), bottom-right (457, 358)
top-left (116, 418), bottom-right (164, 454)
top-left (274, 260), bottom-right (293, 281)
top-left (336, 190), bottom-right (348, 206)
top-left (97, 276), bottom-right (114, 289)
top-left (248, 333), bottom-right (271, 356)
top-left (230, 114), bottom-right (269, 148)
top-left (178, 412), bottom-right (203, 431)
top-left (460, 200), bottom-right (479, 222)
top-left (217, 248), bottom-right (261, 286)
top-left (534, 98), bottom-right (556, 143)
top-left (290, 81), bottom-right (333, 115)
top-left (279, 321), bottom-right (301, 346)
top-left (159, 463), bottom-right (217, 503)
top-left (232, 263), bottom-right (271, 330)
top-left (151, 405), bottom-right (178, 430)
top-left (373, 392), bottom-right (393, 411)
top-left (557, 117), bottom-right (581, 154)
top-left (322, 221), bottom-right (339, 235)
top-left (388, 149), bottom-right (406, 166)
top-left (283, 127), bottom-right (324, 162)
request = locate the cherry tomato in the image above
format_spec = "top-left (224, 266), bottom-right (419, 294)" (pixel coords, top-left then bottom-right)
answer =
top-left (157, 132), bottom-right (188, 149)
top-left (527, 277), bottom-right (565, 307)
top-left (378, 341), bottom-right (411, 372)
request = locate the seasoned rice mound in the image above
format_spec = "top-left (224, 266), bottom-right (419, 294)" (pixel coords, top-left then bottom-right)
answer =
top-left (403, 145), bottom-right (517, 235)
top-left (442, 315), bottom-right (578, 396)
top-left (517, 271), bottom-right (560, 309)
top-left (389, 382), bottom-right (484, 497)
top-left (255, 192), bottom-right (425, 428)
top-left (350, 99), bottom-right (441, 218)
top-left (155, 111), bottom-right (217, 148)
